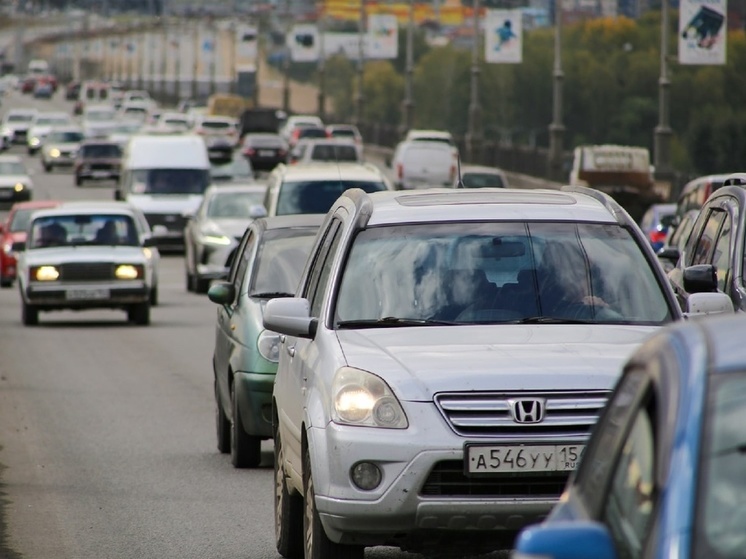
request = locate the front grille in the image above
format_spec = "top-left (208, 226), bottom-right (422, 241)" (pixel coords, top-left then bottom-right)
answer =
top-left (421, 461), bottom-right (569, 498)
top-left (59, 262), bottom-right (115, 281)
top-left (435, 391), bottom-right (610, 441)
top-left (144, 213), bottom-right (188, 232)
top-left (89, 163), bottom-right (116, 171)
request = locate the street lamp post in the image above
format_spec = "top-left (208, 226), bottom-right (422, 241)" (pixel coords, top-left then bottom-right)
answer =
top-left (317, 15), bottom-right (326, 120)
top-left (353, 0), bottom-right (366, 127)
top-left (547, 0), bottom-right (565, 181)
top-left (654, 0), bottom-right (673, 181)
top-left (465, 0), bottom-right (483, 163)
top-left (282, 0), bottom-right (291, 114)
top-left (399, 0), bottom-right (415, 138)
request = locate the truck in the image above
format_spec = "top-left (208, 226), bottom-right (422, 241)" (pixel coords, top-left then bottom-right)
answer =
top-left (569, 144), bottom-right (667, 222)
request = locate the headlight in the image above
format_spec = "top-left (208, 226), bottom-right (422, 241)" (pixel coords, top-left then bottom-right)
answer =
top-left (257, 330), bottom-right (281, 362)
top-left (199, 230), bottom-right (231, 245)
top-left (331, 367), bottom-right (408, 428)
top-left (3, 241), bottom-right (13, 254)
top-left (29, 137), bottom-right (40, 146)
top-left (14, 182), bottom-right (26, 192)
top-left (32, 265), bottom-right (60, 281)
top-left (115, 264), bottom-right (143, 279)
top-left (49, 148), bottom-right (61, 158)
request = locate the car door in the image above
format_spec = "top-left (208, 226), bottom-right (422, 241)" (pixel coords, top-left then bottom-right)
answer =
top-left (276, 217), bottom-right (343, 478)
top-left (214, 226), bottom-right (257, 408)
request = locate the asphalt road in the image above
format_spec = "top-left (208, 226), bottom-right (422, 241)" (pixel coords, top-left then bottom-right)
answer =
top-left (0, 90), bottom-right (510, 559)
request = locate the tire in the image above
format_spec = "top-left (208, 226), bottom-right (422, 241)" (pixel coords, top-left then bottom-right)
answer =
top-left (303, 447), bottom-right (364, 559)
top-left (127, 302), bottom-right (150, 325)
top-left (43, 161), bottom-right (52, 172)
top-left (275, 426), bottom-right (303, 558)
top-left (75, 175), bottom-right (83, 186)
top-left (150, 285), bottom-right (159, 306)
top-left (185, 270), bottom-right (194, 292)
top-left (1, 278), bottom-right (12, 288)
top-left (215, 376), bottom-right (231, 454)
top-left (231, 386), bottom-right (262, 468)
top-left (21, 300), bottom-right (39, 326)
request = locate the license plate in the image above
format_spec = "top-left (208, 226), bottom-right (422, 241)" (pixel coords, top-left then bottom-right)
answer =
top-left (66, 288), bottom-right (110, 300)
top-left (0, 190), bottom-right (12, 198)
top-left (92, 171), bottom-right (111, 178)
top-left (259, 150), bottom-right (275, 157)
top-left (466, 444), bottom-right (585, 474)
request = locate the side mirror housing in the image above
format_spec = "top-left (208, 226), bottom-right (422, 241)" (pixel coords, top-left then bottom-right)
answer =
top-left (685, 292), bottom-right (734, 317)
top-left (656, 246), bottom-right (680, 265)
top-left (513, 521), bottom-right (618, 559)
top-left (683, 264), bottom-right (717, 293)
top-left (11, 240), bottom-right (25, 252)
top-left (263, 297), bottom-right (316, 339)
top-left (151, 224), bottom-right (169, 237)
top-left (207, 282), bottom-right (235, 305)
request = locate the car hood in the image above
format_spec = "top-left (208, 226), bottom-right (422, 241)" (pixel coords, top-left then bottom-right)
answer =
top-left (336, 324), bottom-right (660, 400)
top-left (44, 142), bottom-right (80, 151)
top-left (127, 194), bottom-right (203, 215)
top-left (29, 125), bottom-right (56, 136)
top-left (0, 174), bottom-right (33, 186)
top-left (203, 218), bottom-right (253, 238)
top-left (23, 245), bottom-right (148, 265)
top-left (3, 122), bottom-right (33, 131)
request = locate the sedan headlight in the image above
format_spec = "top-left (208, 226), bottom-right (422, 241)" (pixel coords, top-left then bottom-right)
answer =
top-left (32, 265), bottom-right (60, 281)
top-left (49, 148), bottom-right (61, 158)
top-left (199, 228), bottom-right (231, 246)
top-left (115, 264), bottom-right (143, 279)
top-left (257, 330), bottom-right (281, 362)
top-left (29, 137), bottom-right (40, 147)
top-left (331, 367), bottom-right (408, 428)
top-left (14, 182), bottom-right (27, 192)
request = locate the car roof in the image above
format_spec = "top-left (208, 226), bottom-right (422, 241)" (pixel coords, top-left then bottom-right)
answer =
top-left (356, 188), bottom-right (624, 226)
top-left (9, 199), bottom-right (63, 211)
top-left (278, 163), bottom-right (384, 180)
top-left (204, 183), bottom-right (267, 195)
top-left (406, 129), bottom-right (453, 139)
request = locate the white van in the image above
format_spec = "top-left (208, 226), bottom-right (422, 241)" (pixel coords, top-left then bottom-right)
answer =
top-left (115, 134), bottom-right (211, 250)
top-left (391, 140), bottom-right (457, 190)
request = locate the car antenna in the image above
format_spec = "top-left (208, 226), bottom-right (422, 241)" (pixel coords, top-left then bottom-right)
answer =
top-left (455, 154), bottom-right (464, 189)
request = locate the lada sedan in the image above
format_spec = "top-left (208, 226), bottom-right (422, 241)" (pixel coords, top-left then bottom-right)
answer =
top-left (15, 202), bottom-right (159, 326)
top-left (263, 187), bottom-right (730, 559)
top-left (513, 311), bottom-right (746, 559)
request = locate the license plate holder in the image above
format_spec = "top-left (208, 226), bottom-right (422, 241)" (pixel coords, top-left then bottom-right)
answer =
top-left (66, 288), bottom-right (110, 301)
top-left (465, 443), bottom-right (585, 475)
top-left (258, 150), bottom-right (275, 157)
top-left (92, 171), bottom-right (111, 179)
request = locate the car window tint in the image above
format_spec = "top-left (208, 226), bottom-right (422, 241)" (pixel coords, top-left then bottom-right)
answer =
top-left (276, 180), bottom-right (387, 215)
top-left (250, 230), bottom-right (318, 297)
top-left (233, 231), bottom-right (256, 302)
top-left (696, 372), bottom-right (746, 558)
top-left (602, 396), bottom-right (657, 559)
top-left (310, 224), bottom-right (342, 318)
top-left (712, 211), bottom-right (732, 291)
top-left (692, 209), bottom-right (725, 266)
top-left (462, 172), bottom-right (506, 188)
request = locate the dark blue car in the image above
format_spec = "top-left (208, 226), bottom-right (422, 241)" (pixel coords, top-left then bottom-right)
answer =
top-left (513, 312), bottom-right (746, 559)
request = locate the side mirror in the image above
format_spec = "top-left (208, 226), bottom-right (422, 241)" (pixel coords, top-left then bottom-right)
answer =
top-left (513, 521), bottom-right (619, 559)
top-left (656, 246), bottom-right (680, 265)
top-left (207, 281), bottom-right (235, 305)
top-left (11, 240), bottom-right (25, 252)
top-left (249, 204), bottom-right (267, 219)
top-left (263, 297), bottom-right (316, 339)
top-left (142, 236), bottom-right (159, 248)
top-left (683, 264), bottom-right (717, 293)
top-left (685, 292), bottom-right (734, 317)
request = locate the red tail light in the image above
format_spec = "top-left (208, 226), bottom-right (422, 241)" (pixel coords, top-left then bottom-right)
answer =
top-left (649, 229), bottom-right (667, 244)
top-left (278, 149), bottom-right (287, 157)
top-left (243, 148), bottom-right (256, 157)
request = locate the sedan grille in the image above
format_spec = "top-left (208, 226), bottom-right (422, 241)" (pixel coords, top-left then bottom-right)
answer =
top-left (144, 213), bottom-right (187, 232)
top-left (421, 460), bottom-right (569, 498)
top-left (59, 262), bottom-right (116, 281)
top-left (435, 391), bottom-right (610, 442)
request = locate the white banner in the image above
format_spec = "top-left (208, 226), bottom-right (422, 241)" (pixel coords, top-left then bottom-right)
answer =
top-left (485, 9), bottom-right (523, 64)
top-left (236, 24), bottom-right (258, 61)
top-left (366, 14), bottom-right (398, 59)
top-left (679, 0), bottom-right (727, 65)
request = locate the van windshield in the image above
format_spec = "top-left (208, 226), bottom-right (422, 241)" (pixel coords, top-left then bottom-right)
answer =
top-left (132, 168), bottom-right (210, 195)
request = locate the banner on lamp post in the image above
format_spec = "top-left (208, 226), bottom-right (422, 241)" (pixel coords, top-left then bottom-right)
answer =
top-left (235, 24), bottom-right (258, 61)
top-left (484, 9), bottom-right (523, 64)
top-left (288, 24), bottom-right (320, 62)
top-left (678, 0), bottom-right (727, 65)
top-left (366, 14), bottom-right (398, 59)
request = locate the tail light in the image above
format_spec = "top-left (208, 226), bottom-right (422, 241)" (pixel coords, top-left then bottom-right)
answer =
top-left (243, 148), bottom-right (256, 157)
top-left (278, 149), bottom-right (287, 157)
top-left (397, 163), bottom-right (403, 179)
top-left (649, 229), bottom-right (667, 244)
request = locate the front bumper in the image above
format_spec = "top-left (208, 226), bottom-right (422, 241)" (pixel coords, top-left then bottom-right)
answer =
top-left (235, 371), bottom-right (274, 438)
top-left (24, 280), bottom-right (149, 309)
top-left (0, 188), bottom-right (31, 204)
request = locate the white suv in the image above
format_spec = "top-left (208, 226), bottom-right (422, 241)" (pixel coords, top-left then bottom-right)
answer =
top-left (264, 186), bottom-right (728, 559)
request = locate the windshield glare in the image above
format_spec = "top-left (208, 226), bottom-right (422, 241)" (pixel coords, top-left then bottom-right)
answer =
top-left (334, 222), bottom-right (672, 325)
top-left (207, 191), bottom-right (265, 218)
top-left (250, 230), bottom-right (318, 296)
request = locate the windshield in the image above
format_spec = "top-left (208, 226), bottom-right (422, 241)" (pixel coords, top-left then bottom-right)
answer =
top-left (86, 110), bottom-right (116, 122)
top-left (462, 172), bottom-right (506, 188)
top-left (132, 168), bottom-right (211, 195)
top-left (210, 158), bottom-right (253, 180)
top-left (48, 131), bottom-right (84, 143)
top-left (250, 229), bottom-right (318, 296)
top-left (0, 161), bottom-right (27, 175)
top-left (695, 372), bottom-right (746, 558)
top-left (7, 114), bottom-right (34, 123)
top-left (9, 208), bottom-right (40, 232)
top-left (29, 214), bottom-right (139, 248)
top-left (276, 180), bottom-right (388, 215)
top-left (206, 191), bottom-right (265, 218)
top-left (81, 144), bottom-right (121, 158)
top-left (334, 222), bottom-right (673, 326)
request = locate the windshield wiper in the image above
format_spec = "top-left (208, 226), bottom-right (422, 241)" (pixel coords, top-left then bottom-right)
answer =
top-left (337, 317), bottom-right (459, 329)
top-left (250, 292), bottom-right (295, 299)
top-left (512, 316), bottom-right (595, 325)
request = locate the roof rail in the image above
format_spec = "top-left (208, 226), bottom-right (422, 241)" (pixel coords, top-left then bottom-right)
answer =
top-left (561, 184), bottom-right (628, 225)
top-left (722, 173), bottom-right (746, 187)
top-left (343, 188), bottom-right (375, 229)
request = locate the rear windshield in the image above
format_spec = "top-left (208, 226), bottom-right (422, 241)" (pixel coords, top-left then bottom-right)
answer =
top-left (202, 121), bottom-right (233, 129)
top-left (131, 168), bottom-right (211, 195)
top-left (462, 172), bottom-right (506, 188)
top-left (276, 180), bottom-right (387, 215)
top-left (299, 128), bottom-right (328, 139)
top-left (310, 144), bottom-right (359, 162)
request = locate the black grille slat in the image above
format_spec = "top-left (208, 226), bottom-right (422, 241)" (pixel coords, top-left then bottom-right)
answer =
top-left (59, 263), bottom-right (115, 281)
top-left (144, 213), bottom-right (188, 232)
top-left (420, 461), bottom-right (569, 497)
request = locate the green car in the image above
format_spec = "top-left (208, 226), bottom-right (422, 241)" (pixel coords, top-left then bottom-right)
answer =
top-left (208, 214), bottom-right (323, 468)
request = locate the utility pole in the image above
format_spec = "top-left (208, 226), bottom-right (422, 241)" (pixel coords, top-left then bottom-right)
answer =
top-left (547, 0), bottom-right (565, 181)
top-left (654, 0), bottom-right (673, 182)
top-left (317, 14), bottom-right (326, 121)
top-left (353, 0), bottom-right (366, 127)
top-left (399, 0), bottom-right (415, 138)
top-left (465, 0), bottom-right (483, 163)
top-left (282, 0), bottom-right (291, 114)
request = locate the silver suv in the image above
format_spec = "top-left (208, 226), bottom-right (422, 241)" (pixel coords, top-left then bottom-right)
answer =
top-left (264, 187), bottom-right (725, 559)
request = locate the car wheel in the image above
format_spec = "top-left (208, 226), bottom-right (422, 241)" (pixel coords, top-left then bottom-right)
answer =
top-left (275, 425), bottom-right (303, 558)
top-left (43, 161), bottom-right (52, 172)
top-left (185, 269), bottom-right (194, 292)
top-left (215, 376), bottom-right (231, 454)
top-left (127, 302), bottom-right (150, 325)
top-left (231, 386), bottom-right (262, 468)
top-left (21, 300), bottom-right (39, 326)
top-left (27, 148), bottom-right (36, 156)
top-left (75, 175), bottom-right (83, 186)
top-left (150, 285), bottom-right (158, 306)
top-left (303, 447), bottom-right (364, 559)
top-left (1, 277), bottom-right (12, 288)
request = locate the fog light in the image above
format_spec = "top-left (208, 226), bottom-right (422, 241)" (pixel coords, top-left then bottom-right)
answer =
top-left (350, 462), bottom-right (381, 490)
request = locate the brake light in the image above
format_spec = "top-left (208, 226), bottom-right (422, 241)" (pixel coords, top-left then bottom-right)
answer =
top-left (243, 148), bottom-right (256, 156)
top-left (278, 149), bottom-right (287, 157)
top-left (649, 229), bottom-right (667, 244)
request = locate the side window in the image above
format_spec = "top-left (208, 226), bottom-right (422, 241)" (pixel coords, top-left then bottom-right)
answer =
top-left (691, 209), bottom-right (725, 266)
top-left (303, 220), bottom-right (341, 317)
top-left (229, 230), bottom-right (255, 293)
top-left (711, 211), bottom-right (732, 291)
top-left (311, 228), bottom-right (343, 318)
top-left (602, 396), bottom-right (657, 559)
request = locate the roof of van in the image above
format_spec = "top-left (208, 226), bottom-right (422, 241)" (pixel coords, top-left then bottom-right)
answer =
top-left (124, 134), bottom-right (209, 169)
